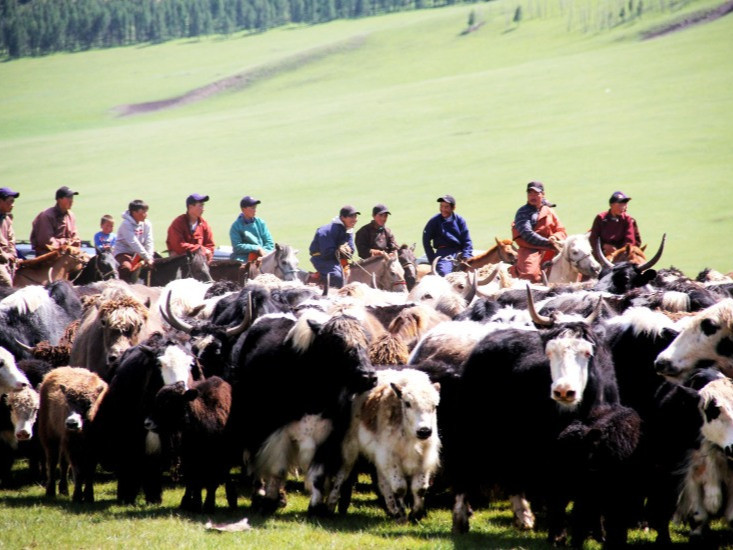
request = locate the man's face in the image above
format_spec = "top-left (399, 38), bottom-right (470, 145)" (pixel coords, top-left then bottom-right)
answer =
top-left (373, 213), bottom-right (388, 227)
top-left (57, 196), bottom-right (74, 211)
top-left (610, 202), bottom-right (628, 216)
top-left (341, 214), bottom-right (358, 229)
top-left (527, 190), bottom-right (543, 208)
top-left (439, 202), bottom-right (454, 218)
top-left (0, 197), bottom-right (15, 215)
top-left (131, 208), bottom-right (148, 223)
top-left (188, 202), bottom-right (205, 218)
top-left (241, 205), bottom-right (257, 218)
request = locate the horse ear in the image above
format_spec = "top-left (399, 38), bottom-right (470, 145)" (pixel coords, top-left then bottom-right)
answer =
top-left (276, 243), bottom-right (281, 251)
top-left (410, 243), bottom-right (416, 252)
top-left (641, 244), bottom-right (647, 252)
top-left (95, 246), bottom-right (103, 255)
top-left (495, 236), bottom-right (502, 247)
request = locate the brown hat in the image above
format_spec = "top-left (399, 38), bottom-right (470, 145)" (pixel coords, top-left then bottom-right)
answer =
top-left (339, 205), bottom-right (360, 217)
top-left (437, 195), bottom-right (456, 206)
top-left (55, 186), bottom-right (79, 199)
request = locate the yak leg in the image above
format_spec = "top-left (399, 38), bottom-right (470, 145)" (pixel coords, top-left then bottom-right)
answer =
top-left (452, 492), bottom-right (473, 533)
top-left (408, 471), bottom-right (431, 523)
top-left (377, 467), bottom-right (407, 522)
top-left (44, 441), bottom-right (60, 498)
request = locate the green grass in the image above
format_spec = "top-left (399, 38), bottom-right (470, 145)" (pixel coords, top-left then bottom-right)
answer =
top-left (0, 467), bottom-right (716, 549)
top-left (0, 0), bottom-right (732, 275)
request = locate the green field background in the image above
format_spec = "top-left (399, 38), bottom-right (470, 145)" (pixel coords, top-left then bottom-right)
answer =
top-left (1, 0), bottom-right (731, 275)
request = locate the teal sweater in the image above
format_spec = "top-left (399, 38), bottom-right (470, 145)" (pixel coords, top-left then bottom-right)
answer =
top-left (229, 214), bottom-right (275, 262)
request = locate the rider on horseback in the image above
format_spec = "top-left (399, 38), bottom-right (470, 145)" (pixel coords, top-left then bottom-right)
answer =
top-left (229, 195), bottom-right (275, 264)
top-left (0, 186), bottom-right (20, 287)
top-left (355, 203), bottom-right (399, 260)
top-left (309, 205), bottom-right (359, 288)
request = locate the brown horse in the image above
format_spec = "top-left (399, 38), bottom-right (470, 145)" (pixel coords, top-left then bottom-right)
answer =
top-left (348, 252), bottom-right (407, 292)
top-left (13, 246), bottom-right (89, 288)
top-left (456, 238), bottom-right (519, 271)
top-left (607, 243), bottom-right (647, 265)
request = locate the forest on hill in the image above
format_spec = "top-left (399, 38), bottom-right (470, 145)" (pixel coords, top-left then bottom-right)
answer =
top-left (0, 0), bottom-right (477, 58)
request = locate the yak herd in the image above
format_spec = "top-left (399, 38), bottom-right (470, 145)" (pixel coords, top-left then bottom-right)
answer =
top-left (2, 235), bottom-right (733, 548)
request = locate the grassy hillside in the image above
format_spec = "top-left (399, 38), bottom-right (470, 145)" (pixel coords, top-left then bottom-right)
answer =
top-left (0, 0), bottom-right (731, 274)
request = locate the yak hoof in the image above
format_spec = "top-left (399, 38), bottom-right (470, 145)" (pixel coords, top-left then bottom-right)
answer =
top-left (408, 509), bottom-right (425, 524)
top-left (307, 503), bottom-right (332, 518)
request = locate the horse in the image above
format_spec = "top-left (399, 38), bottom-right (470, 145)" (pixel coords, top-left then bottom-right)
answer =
top-left (547, 233), bottom-right (602, 284)
top-left (347, 252), bottom-right (407, 292)
top-left (397, 244), bottom-right (418, 291)
top-left (455, 238), bottom-right (519, 271)
top-left (607, 243), bottom-right (647, 265)
top-left (13, 246), bottom-right (90, 288)
top-left (72, 248), bottom-right (119, 285)
top-left (137, 249), bottom-right (212, 286)
top-left (258, 244), bottom-right (300, 281)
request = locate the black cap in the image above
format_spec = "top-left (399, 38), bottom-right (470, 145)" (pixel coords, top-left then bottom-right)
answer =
top-left (526, 181), bottom-right (544, 193)
top-left (372, 203), bottom-right (391, 216)
top-left (186, 193), bottom-right (209, 206)
top-left (55, 186), bottom-right (79, 200)
top-left (609, 191), bottom-right (631, 204)
top-left (0, 187), bottom-right (19, 199)
top-left (240, 195), bottom-right (261, 208)
top-left (339, 205), bottom-right (361, 218)
top-left (437, 195), bottom-right (456, 206)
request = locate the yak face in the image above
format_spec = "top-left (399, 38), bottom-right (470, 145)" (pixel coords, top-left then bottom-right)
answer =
top-left (699, 377), bottom-right (733, 460)
top-left (655, 299), bottom-right (733, 380)
top-left (7, 387), bottom-right (39, 442)
top-left (59, 386), bottom-right (98, 433)
top-left (0, 347), bottom-right (30, 394)
top-left (157, 345), bottom-right (194, 389)
top-left (98, 297), bottom-right (148, 367)
top-left (388, 371), bottom-right (440, 441)
top-left (545, 335), bottom-right (594, 409)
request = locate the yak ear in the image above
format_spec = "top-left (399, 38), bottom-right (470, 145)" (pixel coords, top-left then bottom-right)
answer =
top-left (432, 382), bottom-right (441, 394)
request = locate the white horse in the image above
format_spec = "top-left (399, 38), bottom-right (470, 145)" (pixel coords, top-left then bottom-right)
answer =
top-left (548, 233), bottom-right (601, 284)
top-left (257, 243), bottom-right (300, 281)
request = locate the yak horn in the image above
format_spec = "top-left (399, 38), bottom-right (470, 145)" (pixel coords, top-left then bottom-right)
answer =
top-left (584, 297), bottom-right (604, 325)
top-left (593, 237), bottom-right (613, 269)
top-left (526, 284), bottom-right (554, 327)
top-left (430, 256), bottom-right (440, 275)
top-left (638, 233), bottom-right (666, 272)
top-left (464, 270), bottom-right (477, 304)
top-left (541, 269), bottom-right (549, 287)
top-left (15, 338), bottom-right (34, 353)
top-left (477, 265), bottom-right (500, 286)
top-left (163, 291), bottom-right (193, 334)
top-left (225, 291), bottom-right (252, 338)
top-left (371, 272), bottom-right (377, 289)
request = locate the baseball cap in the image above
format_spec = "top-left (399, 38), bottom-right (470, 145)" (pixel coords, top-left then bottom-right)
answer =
top-left (436, 195), bottom-right (456, 206)
top-left (372, 204), bottom-right (391, 216)
top-left (240, 195), bottom-right (261, 208)
top-left (339, 205), bottom-right (361, 217)
top-left (0, 187), bottom-right (20, 199)
top-left (55, 186), bottom-right (79, 200)
top-left (609, 191), bottom-right (631, 204)
top-left (186, 193), bottom-right (209, 206)
top-left (526, 181), bottom-right (544, 193)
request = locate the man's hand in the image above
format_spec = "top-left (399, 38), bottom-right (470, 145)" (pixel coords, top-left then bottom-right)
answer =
top-left (338, 244), bottom-right (352, 257)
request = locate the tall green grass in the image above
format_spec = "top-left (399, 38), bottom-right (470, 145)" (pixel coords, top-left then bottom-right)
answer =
top-left (0, 0), bottom-right (731, 274)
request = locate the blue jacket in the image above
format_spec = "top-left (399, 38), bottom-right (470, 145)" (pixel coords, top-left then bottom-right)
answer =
top-left (422, 213), bottom-right (473, 262)
top-left (229, 214), bottom-right (274, 262)
top-left (309, 218), bottom-right (354, 270)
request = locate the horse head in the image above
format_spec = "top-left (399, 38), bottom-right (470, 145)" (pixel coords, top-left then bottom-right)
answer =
top-left (185, 249), bottom-right (213, 283)
top-left (273, 243), bottom-right (300, 281)
top-left (398, 244), bottom-right (418, 290)
top-left (495, 237), bottom-right (519, 265)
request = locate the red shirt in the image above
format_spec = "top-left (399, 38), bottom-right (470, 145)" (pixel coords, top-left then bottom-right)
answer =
top-left (589, 210), bottom-right (641, 249)
top-left (166, 214), bottom-right (215, 259)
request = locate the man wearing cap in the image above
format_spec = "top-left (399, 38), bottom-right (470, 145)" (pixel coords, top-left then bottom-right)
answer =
top-left (309, 205), bottom-right (360, 288)
top-left (230, 195), bottom-right (275, 263)
top-left (29, 186), bottom-right (82, 256)
top-left (589, 191), bottom-right (642, 257)
top-left (422, 195), bottom-right (473, 277)
top-left (355, 203), bottom-right (399, 260)
top-left (114, 199), bottom-right (155, 283)
top-left (166, 193), bottom-right (215, 262)
top-left (0, 187), bottom-right (20, 287)
top-left (510, 181), bottom-right (567, 283)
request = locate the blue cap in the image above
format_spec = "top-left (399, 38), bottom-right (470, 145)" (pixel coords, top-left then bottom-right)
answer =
top-left (186, 193), bottom-right (209, 206)
top-left (609, 191), bottom-right (631, 204)
top-left (240, 195), bottom-right (261, 208)
top-left (0, 187), bottom-right (19, 199)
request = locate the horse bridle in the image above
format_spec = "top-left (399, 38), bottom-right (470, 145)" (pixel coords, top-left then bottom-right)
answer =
top-left (94, 256), bottom-right (118, 280)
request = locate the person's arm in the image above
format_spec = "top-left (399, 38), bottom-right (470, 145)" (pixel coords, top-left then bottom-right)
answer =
top-left (144, 222), bottom-right (155, 262)
top-left (515, 207), bottom-right (552, 248)
top-left (93, 232), bottom-right (104, 249)
top-left (589, 214), bottom-right (602, 248)
top-left (167, 217), bottom-right (196, 255)
top-left (354, 226), bottom-right (370, 259)
top-left (422, 218), bottom-right (436, 263)
top-left (202, 221), bottom-right (215, 258)
top-left (623, 216), bottom-right (639, 246)
top-left (66, 213), bottom-right (81, 247)
top-left (230, 221), bottom-right (260, 255)
top-left (319, 227), bottom-right (339, 260)
top-left (30, 211), bottom-right (54, 253)
top-left (458, 217), bottom-right (473, 257)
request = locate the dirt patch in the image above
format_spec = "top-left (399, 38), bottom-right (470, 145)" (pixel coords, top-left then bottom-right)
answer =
top-left (111, 34), bottom-right (367, 117)
top-left (641, 0), bottom-right (733, 40)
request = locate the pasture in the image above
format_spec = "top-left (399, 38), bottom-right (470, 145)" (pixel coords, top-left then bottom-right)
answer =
top-left (0, 469), bottom-right (714, 548)
top-left (0, 0), bottom-right (731, 275)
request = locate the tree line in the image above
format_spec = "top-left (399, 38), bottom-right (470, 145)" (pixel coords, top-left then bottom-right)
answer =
top-left (0, 0), bottom-right (479, 59)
